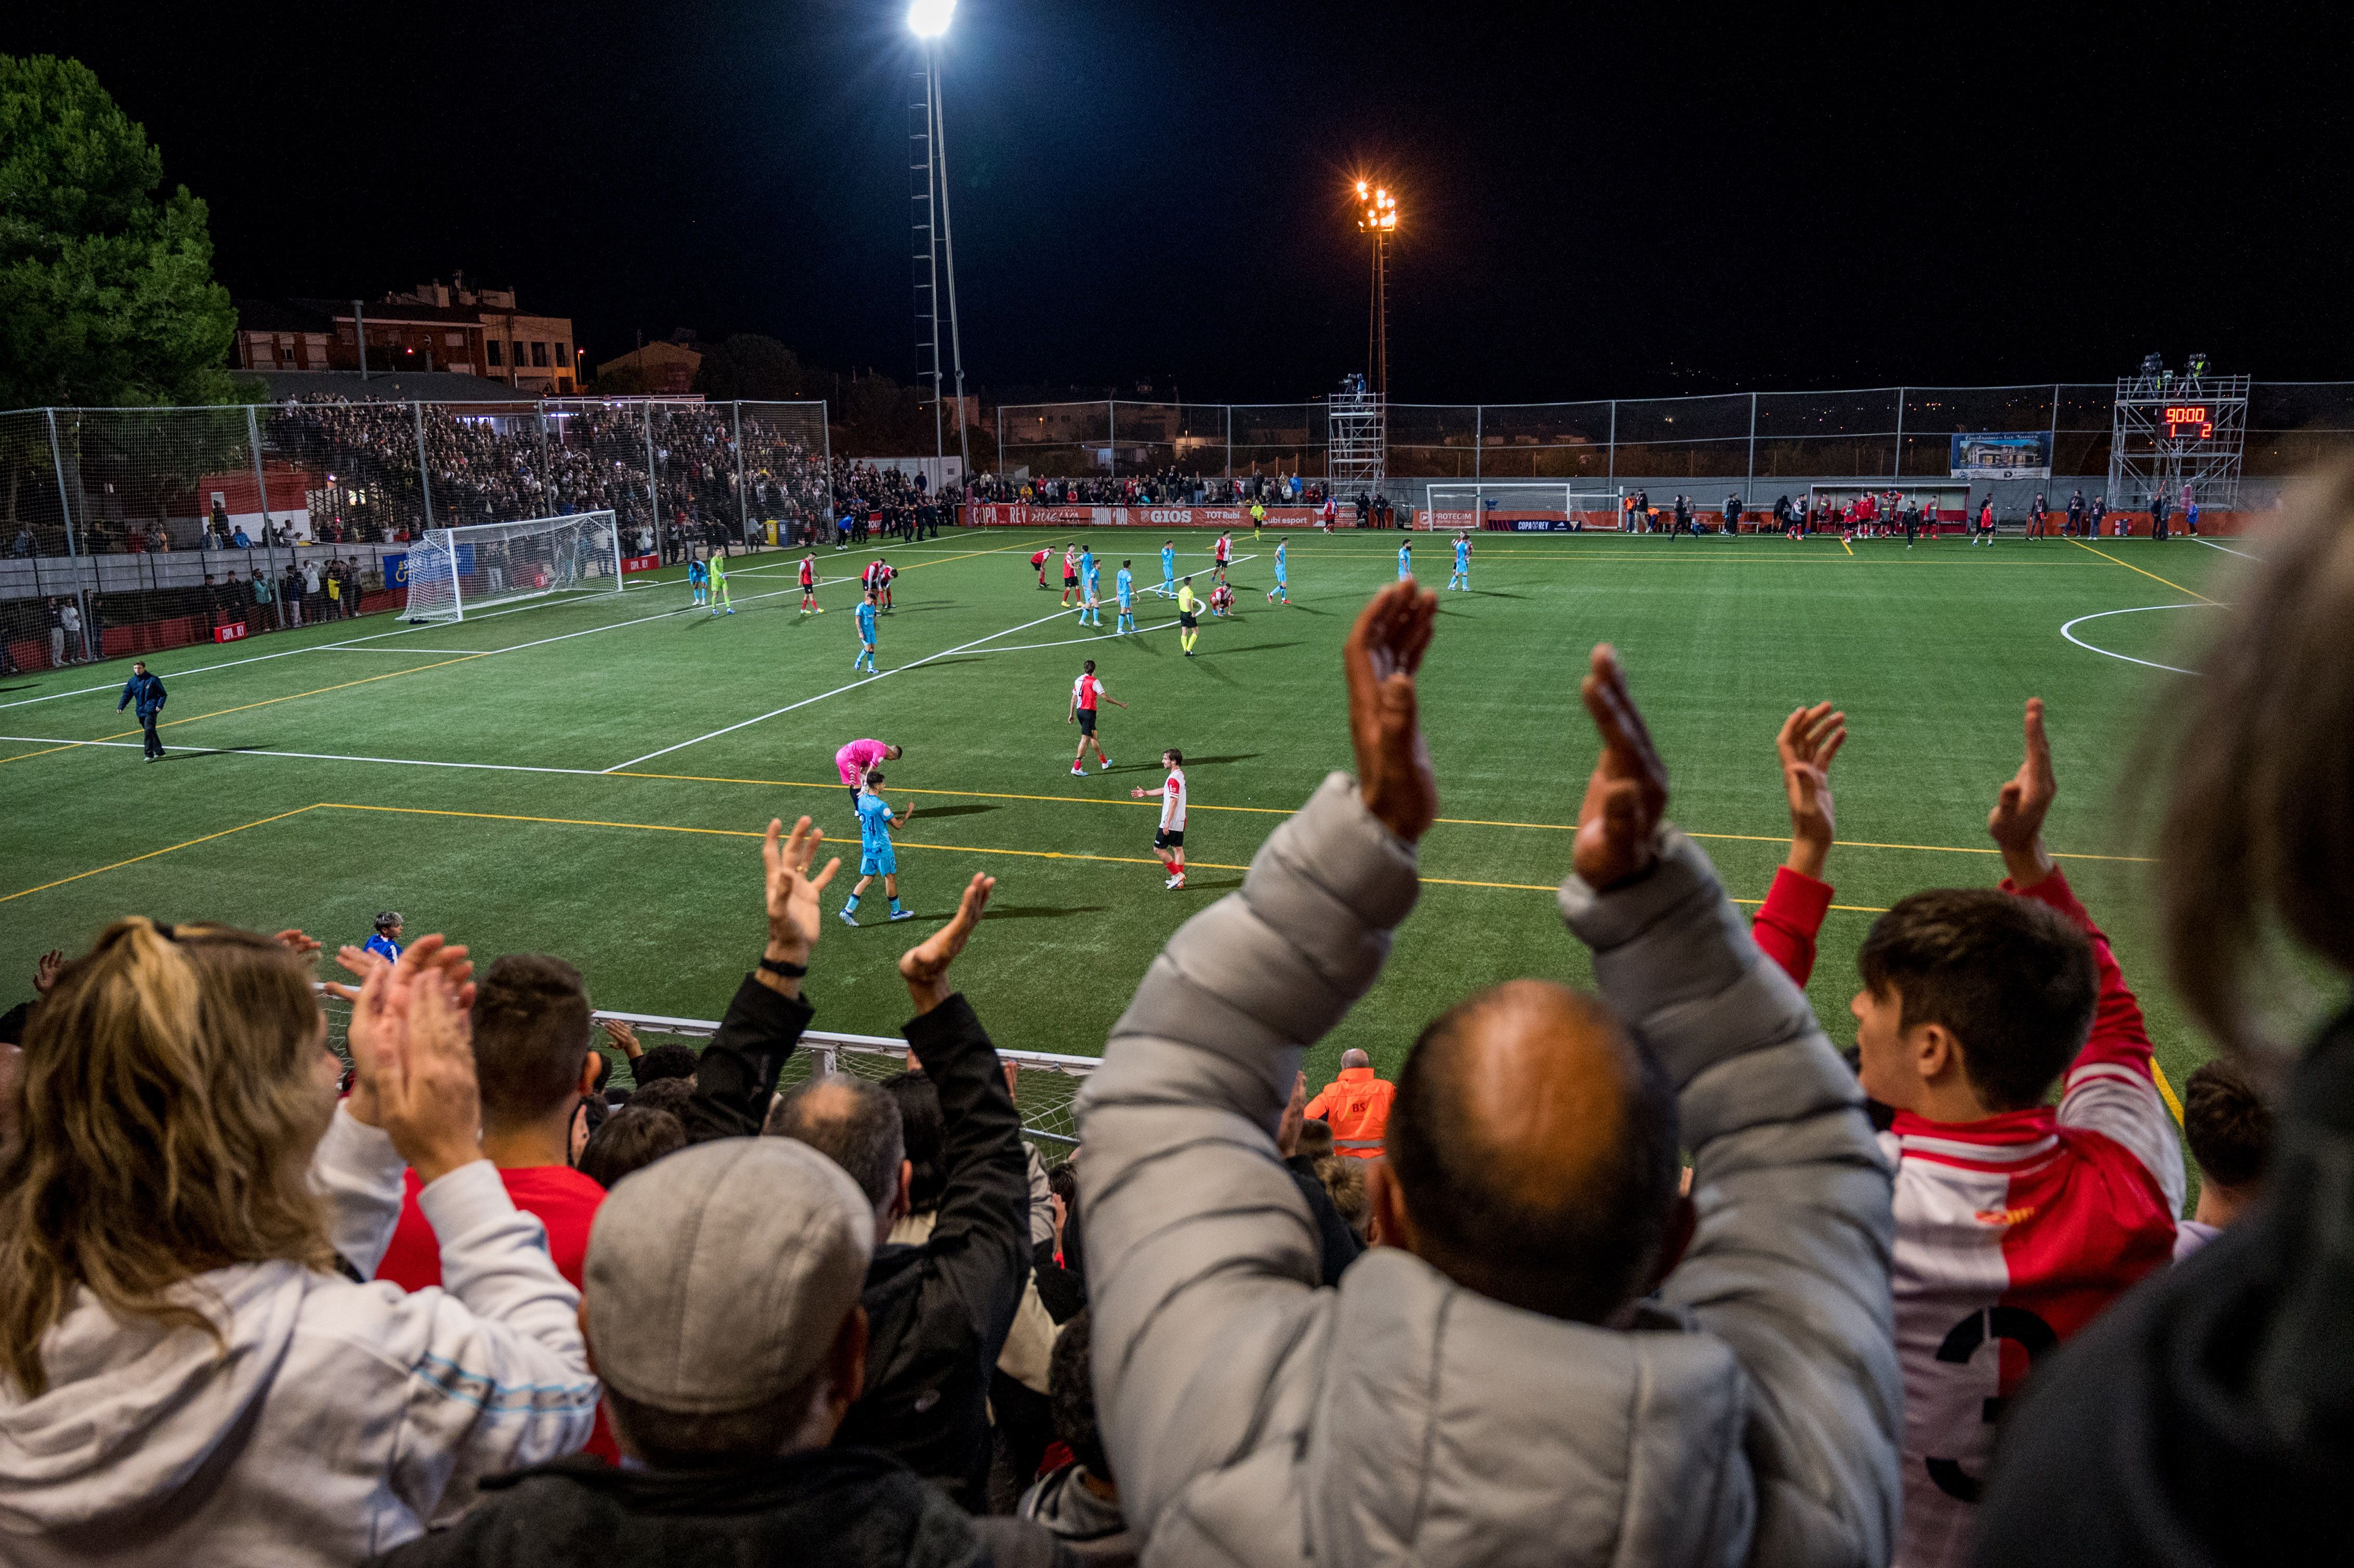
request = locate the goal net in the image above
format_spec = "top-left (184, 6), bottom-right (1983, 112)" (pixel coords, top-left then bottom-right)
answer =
top-left (401, 509), bottom-right (624, 623)
top-left (1422, 484), bottom-right (1626, 530)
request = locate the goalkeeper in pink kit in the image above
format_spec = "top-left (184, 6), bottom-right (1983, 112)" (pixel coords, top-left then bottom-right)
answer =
top-left (834, 737), bottom-right (902, 813)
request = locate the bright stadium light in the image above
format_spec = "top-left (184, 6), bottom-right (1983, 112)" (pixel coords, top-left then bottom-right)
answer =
top-left (909, 0), bottom-right (955, 37)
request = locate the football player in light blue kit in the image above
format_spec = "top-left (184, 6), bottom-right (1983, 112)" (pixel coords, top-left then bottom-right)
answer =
top-left (1398, 539), bottom-right (1413, 581)
top-left (1115, 559), bottom-right (1136, 634)
top-left (1159, 539), bottom-right (1178, 597)
top-left (853, 590), bottom-right (879, 672)
top-left (1081, 553), bottom-right (1104, 626)
top-left (1266, 540), bottom-right (1289, 604)
top-left (839, 767), bottom-right (912, 924)
top-left (687, 557), bottom-right (709, 607)
top-left (1448, 531), bottom-right (1471, 590)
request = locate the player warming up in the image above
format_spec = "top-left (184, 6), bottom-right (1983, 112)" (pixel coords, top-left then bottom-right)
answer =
top-left (1267, 540), bottom-right (1289, 604)
top-left (834, 736), bottom-right (901, 813)
top-left (1067, 658), bottom-right (1128, 774)
top-left (1447, 531), bottom-right (1471, 590)
top-left (707, 550), bottom-right (732, 616)
top-left (1131, 749), bottom-right (1189, 890)
top-left (798, 551), bottom-right (821, 615)
top-left (1176, 576), bottom-right (1202, 656)
top-left (1159, 538), bottom-right (1179, 597)
top-left (853, 590), bottom-right (880, 673)
top-left (1115, 558), bottom-right (1137, 633)
top-left (840, 768), bottom-right (913, 924)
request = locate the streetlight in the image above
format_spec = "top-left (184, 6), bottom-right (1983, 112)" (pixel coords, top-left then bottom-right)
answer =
top-left (909, 0), bottom-right (970, 496)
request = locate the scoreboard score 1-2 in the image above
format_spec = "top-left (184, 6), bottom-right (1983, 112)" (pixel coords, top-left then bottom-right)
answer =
top-left (2162, 405), bottom-right (2214, 439)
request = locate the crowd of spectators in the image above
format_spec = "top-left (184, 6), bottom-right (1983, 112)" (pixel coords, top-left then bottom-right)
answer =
top-left (965, 469), bottom-right (1328, 508)
top-left (5, 474), bottom-right (2351, 1566)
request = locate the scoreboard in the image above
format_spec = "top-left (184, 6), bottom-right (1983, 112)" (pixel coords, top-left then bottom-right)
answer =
top-left (2161, 405), bottom-right (2215, 440)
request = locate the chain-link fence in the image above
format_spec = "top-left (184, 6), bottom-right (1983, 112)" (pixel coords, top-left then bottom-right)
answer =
top-left (317, 991), bottom-right (1090, 1152)
top-left (0, 398), bottom-right (832, 672)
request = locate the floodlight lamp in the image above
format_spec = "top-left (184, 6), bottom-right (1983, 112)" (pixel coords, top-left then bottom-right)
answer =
top-left (1355, 180), bottom-right (1368, 196)
top-left (909, 0), bottom-right (955, 38)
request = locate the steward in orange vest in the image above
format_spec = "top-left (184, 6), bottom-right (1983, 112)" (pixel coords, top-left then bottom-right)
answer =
top-left (1303, 1049), bottom-right (1395, 1159)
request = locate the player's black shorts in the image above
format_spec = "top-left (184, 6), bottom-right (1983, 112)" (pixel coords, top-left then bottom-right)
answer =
top-left (1077, 709), bottom-right (1097, 734)
top-left (1154, 829), bottom-right (1184, 850)
top-left (1179, 613), bottom-right (1198, 629)
top-left (1064, 572), bottom-right (1079, 586)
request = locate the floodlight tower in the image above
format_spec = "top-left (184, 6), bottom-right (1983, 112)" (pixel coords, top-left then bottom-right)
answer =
top-left (1356, 181), bottom-right (1398, 406)
top-left (909, 0), bottom-right (971, 492)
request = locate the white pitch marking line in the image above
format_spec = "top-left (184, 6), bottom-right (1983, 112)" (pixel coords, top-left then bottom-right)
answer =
top-left (0, 733), bottom-right (611, 775)
top-left (600, 606), bottom-right (1079, 774)
top-left (2189, 537), bottom-right (2259, 560)
top-left (2058, 602), bottom-right (2221, 676)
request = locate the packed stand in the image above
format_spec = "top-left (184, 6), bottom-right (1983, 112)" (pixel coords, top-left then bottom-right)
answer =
top-left (7, 478), bottom-right (2351, 1566)
top-left (965, 469), bottom-right (1327, 507)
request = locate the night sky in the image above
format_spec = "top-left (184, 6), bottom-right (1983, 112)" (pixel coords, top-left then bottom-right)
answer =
top-left (15, 2), bottom-right (2347, 402)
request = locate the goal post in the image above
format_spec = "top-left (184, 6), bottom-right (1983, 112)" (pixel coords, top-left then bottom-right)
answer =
top-left (1421, 483), bottom-right (1626, 530)
top-left (401, 509), bottom-right (624, 623)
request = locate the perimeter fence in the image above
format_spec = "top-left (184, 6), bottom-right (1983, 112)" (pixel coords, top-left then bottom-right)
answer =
top-left (993, 382), bottom-right (2354, 496)
top-left (0, 398), bottom-right (831, 670)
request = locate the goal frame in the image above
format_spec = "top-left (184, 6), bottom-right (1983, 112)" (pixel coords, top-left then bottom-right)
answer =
top-left (1421, 483), bottom-right (1626, 530)
top-left (402, 509), bottom-right (624, 624)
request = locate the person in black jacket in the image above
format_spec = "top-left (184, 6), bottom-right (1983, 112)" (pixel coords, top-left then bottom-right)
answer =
top-left (116, 662), bottom-right (166, 761)
top-left (697, 861), bottom-right (1031, 1514)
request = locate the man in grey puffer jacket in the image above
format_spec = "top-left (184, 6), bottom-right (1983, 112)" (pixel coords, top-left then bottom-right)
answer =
top-left (1075, 583), bottom-right (1900, 1568)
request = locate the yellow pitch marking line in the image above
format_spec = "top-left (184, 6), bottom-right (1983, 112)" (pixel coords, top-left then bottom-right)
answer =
top-left (1, 654), bottom-right (491, 757)
top-left (2151, 1059), bottom-right (2183, 1126)
top-left (2068, 539), bottom-right (2217, 605)
top-left (1841, 538), bottom-right (1854, 556)
top-left (0, 805), bottom-right (325, 903)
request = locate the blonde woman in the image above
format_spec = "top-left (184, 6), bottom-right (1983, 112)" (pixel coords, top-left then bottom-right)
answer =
top-left (0, 923), bottom-right (596, 1567)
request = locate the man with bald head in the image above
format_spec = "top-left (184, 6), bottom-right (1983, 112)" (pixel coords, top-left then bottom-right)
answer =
top-left (1302, 1046), bottom-right (1396, 1160)
top-left (1076, 582), bottom-right (1900, 1566)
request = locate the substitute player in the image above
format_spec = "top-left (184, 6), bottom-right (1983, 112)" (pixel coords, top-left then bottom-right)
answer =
top-left (1159, 538), bottom-right (1178, 597)
top-left (1130, 749), bottom-right (1188, 891)
top-left (798, 551), bottom-right (822, 614)
top-left (1319, 494), bottom-right (1336, 532)
top-left (1061, 543), bottom-right (1083, 607)
top-left (1067, 658), bottom-right (1128, 774)
top-left (834, 737), bottom-right (901, 813)
top-left (853, 590), bottom-right (880, 673)
top-left (1447, 531), bottom-right (1471, 591)
top-left (687, 555), bottom-right (708, 607)
top-left (1176, 576), bottom-right (1201, 656)
top-left (1397, 538), bottom-right (1413, 581)
top-left (1267, 539), bottom-right (1289, 604)
top-left (1115, 558), bottom-right (1137, 633)
top-left (840, 769), bottom-right (913, 924)
top-left (708, 550), bottom-right (733, 616)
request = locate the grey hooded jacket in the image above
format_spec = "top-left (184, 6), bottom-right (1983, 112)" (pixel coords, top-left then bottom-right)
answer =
top-left (1075, 774), bottom-right (1899, 1567)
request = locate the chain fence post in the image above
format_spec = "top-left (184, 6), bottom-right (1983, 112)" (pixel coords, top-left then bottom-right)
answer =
top-left (246, 404), bottom-right (273, 635)
top-left (1606, 400), bottom-right (1617, 488)
top-left (537, 397), bottom-right (551, 515)
top-left (1474, 403), bottom-right (1482, 481)
top-left (644, 401), bottom-right (661, 561)
top-left (1107, 400), bottom-right (1116, 479)
top-left (1746, 390), bottom-right (1758, 509)
top-left (43, 408), bottom-right (94, 663)
top-left (2049, 384), bottom-right (2061, 480)
top-left (1893, 387), bottom-right (1906, 479)
top-left (412, 401), bottom-right (435, 530)
top-left (1225, 404), bottom-right (1233, 480)
top-left (821, 398), bottom-right (835, 541)
top-left (733, 401), bottom-right (751, 550)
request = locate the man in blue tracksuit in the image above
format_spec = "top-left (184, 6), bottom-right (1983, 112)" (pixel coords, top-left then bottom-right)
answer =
top-left (117, 660), bottom-right (167, 761)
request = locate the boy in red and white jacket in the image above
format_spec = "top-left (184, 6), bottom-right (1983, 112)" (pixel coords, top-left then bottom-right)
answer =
top-left (1756, 698), bottom-right (2183, 1568)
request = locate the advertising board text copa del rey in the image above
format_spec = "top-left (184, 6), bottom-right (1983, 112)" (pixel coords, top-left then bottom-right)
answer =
top-left (962, 503), bottom-right (1334, 529)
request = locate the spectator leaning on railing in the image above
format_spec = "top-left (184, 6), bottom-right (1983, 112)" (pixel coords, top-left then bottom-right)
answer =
top-left (1075, 583), bottom-right (1900, 1567)
top-left (0, 924), bottom-right (595, 1568)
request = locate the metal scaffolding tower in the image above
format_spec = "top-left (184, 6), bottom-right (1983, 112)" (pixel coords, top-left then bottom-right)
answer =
top-left (1329, 374), bottom-right (1385, 490)
top-left (2109, 365), bottom-right (2248, 510)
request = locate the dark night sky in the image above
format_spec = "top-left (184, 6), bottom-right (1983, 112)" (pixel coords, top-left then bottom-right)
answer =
top-left (15, 1), bottom-right (2349, 402)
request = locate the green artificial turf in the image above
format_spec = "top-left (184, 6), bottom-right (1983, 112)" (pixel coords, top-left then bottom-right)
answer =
top-left (0, 528), bottom-right (2247, 1125)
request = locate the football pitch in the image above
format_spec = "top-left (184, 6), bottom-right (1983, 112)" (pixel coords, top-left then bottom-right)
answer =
top-left (0, 528), bottom-right (2239, 1108)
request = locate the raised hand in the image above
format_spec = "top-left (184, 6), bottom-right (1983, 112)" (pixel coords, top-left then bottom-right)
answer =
top-left (272, 928), bottom-right (323, 959)
top-left (1573, 645), bottom-right (1670, 891)
top-left (32, 949), bottom-right (65, 995)
top-left (1276, 1069), bottom-right (1309, 1157)
top-left (900, 873), bottom-right (997, 1015)
top-left (599, 1017), bottom-right (643, 1059)
top-left (1343, 581), bottom-right (1440, 842)
top-left (762, 816), bottom-right (841, 985)
top-left (1988, 697), bottom-right (2057, 887)
top-left (373, 946), bottom-right (485, 1185)
top-left (1776, 701), bottom-right (1847, 881)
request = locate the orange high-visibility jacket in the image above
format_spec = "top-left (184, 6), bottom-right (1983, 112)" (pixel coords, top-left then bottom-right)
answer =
top-left (1304, 1066), bottom-right (1395, 1159)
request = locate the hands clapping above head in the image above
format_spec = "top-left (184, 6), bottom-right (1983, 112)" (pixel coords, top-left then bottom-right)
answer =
top-left (332, 935), bottom-right (484, 1184)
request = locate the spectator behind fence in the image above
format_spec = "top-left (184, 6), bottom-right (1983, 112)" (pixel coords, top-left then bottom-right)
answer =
top-left (1978, 472), bottom-right (2354, 1564)
top-left (576, 1106), bottom-right (687, 1189)
top-left (1017, 1311), bottom-right (1139, 1565)
top-left (2172, 1057), bottom-right (2274, 1260)
top-left (762, 874), bottom-right (1035, 1512)
top-left (0, 925), bottom-right (594, 1567)
top-left (369, 953), bottom-right (619, 1468)
top-left (1075, 585), bottom-right (1899, 1567)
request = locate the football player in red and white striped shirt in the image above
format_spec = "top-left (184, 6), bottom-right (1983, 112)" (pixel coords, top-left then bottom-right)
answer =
top-left (1065, 658), bottom-right (1127, 776)
top-left (798, 551), bottom-right (820, 616)
top-left (1130, 749), bottom-right (1188, 890)
top-left (1851, 699), bottom-right (2183, 1568)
